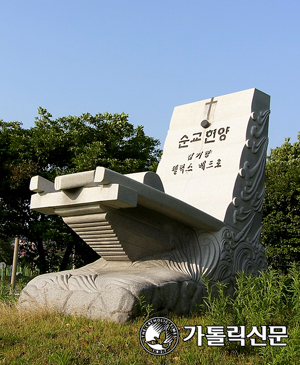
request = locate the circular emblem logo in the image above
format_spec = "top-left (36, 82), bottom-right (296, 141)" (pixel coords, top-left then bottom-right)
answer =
top-left (139, 317), bottom-right (179, 355)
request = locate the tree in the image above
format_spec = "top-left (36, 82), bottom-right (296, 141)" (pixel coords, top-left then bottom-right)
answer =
top-left (0, 109), bottom-right (161, 273)
top-left (261, 134), bottom-right (300, 272)
top-left (0, 238), bottom-right (13, 265)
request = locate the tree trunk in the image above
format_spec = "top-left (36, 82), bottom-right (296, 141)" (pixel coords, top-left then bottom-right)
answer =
top-left (35, 237), bottom-right (47, 274)
top-left (59, 240), bottom-right (74, 271)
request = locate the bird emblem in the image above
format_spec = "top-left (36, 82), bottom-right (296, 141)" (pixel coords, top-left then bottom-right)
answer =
top-left (146, 325), bottom-right (173, 348)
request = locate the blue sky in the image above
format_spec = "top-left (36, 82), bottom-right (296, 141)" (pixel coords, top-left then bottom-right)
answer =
top-left (1, 1), bottom-right (299, 151)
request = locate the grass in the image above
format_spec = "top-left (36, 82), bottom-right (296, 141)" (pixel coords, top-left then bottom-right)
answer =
top-left (0, 266), bottom-right (300, 364)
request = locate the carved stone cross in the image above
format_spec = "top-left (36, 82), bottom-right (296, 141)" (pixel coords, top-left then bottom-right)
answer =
top-left (205, 97), bottom-right (218, 120)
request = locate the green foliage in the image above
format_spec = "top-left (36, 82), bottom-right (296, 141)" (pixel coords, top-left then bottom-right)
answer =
top-left (196, 267), bottom-right (300, 361)
top-left (32, 108), bottom-right (160, 176)
top-left (0, 280), bottom-right (11, 302)
top-left (202, 268), bottom-right (297, 328)
top-left (135, 295), bottom-right (154, 319)
top-left (47, 350), bottom-right (78, 365)
top-left (1, 267), bottom-right (300, 364)
top-left (0, 238), bottom-right (13, 264)
top-left (0, 109), bottom-right (161, 273)
top-left (261, 134), bottom-right (300, 272)
top-left (0, 278), bottom-right (20, 304)
top-left (202, 279), bottom-right (232, 327)
top-left (258, 323), bottom-right (300, 365)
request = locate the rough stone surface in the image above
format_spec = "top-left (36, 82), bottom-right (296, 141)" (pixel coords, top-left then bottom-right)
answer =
top-left (19, 258), bottom-right (199, 321)
top-left (19, 88), bottom-right (271, 322)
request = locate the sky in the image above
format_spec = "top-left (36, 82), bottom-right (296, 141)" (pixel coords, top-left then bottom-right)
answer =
top-left (1, 0), bottom-right (299, 152)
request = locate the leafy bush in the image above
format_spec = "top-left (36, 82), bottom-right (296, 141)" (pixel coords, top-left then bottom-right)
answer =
top-left (262, 136), bottom-right (300, 272)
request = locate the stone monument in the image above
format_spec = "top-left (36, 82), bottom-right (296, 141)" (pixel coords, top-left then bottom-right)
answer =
top-left (19, 88), bottom-right (270, 322)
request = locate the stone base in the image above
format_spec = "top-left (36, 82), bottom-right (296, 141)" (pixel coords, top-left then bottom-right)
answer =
top-left (18, 258), bottom-right (208, 323)
top-left (18, 226), bottom-right (267, 322)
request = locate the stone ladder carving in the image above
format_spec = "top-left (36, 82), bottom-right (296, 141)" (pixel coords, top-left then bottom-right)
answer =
top-left (60, 209), bottom-right (127, 261)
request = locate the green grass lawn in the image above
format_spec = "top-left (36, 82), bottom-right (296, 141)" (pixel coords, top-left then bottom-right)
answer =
top-left (0, 267), bottom-right (300, 365)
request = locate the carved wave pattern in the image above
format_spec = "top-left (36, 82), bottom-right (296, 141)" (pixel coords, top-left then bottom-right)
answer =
top-left (211, 226), bottom-right (268, 282)
top-left (34, 273), bottom-right (71, 290)
top-left (157, 216), bottom-right (267, 284)
top-left (209, 229), bottom-right (233, 281)
top-left (68, 274), bottom-right (99, 292)
top-left (161, 227), bottom-right (221, 282)
top-left (232, 109), bottom-right (270, 237)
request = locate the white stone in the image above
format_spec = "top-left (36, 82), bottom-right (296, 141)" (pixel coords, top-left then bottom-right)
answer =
top-left (20, 88), bottom-right (270, 322)
top-left (29, 175), bottom-right (55, 193)
top-left (54, 170), bottom-right (96, 190)
top-left (157, 88), bottom-right (270, 223)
